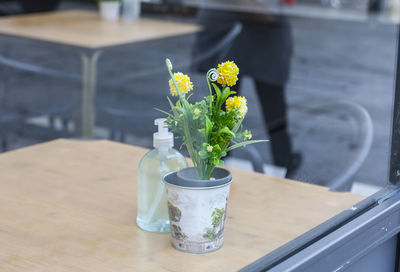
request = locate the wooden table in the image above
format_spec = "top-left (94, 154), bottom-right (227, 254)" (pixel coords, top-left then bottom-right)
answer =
top-left (0, 10), bottom-right (200, 137)
top-left (0, 139), bottom-right (364, 271)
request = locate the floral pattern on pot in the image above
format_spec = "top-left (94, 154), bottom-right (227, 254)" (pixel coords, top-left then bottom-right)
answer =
top-left (204, 207), bottom-right (226, 240)
top-left (168, 202), bottom-right (188, 240)
top-left (165, 183), bottom-right (231, 254)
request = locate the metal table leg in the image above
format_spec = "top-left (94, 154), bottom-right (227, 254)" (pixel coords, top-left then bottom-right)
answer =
top-left (79, 50), bottom-right (102, 138)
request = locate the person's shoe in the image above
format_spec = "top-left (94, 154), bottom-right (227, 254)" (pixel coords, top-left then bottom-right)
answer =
top-left (285, 152), bottom-right (302, 179)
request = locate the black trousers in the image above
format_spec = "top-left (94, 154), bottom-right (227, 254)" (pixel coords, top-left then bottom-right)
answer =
top-left (244, 81), bottom-right (292, 168)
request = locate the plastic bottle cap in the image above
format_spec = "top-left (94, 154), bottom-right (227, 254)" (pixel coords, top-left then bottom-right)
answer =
top-left (153, 118), bottom-right (173, 148)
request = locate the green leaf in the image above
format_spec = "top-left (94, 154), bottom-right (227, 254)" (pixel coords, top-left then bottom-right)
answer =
top-left (226, 140), bottom-right (269, 152)
top-left (218, 160), bottom-right (224, 167)
top-left (167, 96), bottom-right (179, 117)
top-left (205, 116), bottom-right (212, 140)
top-left (199, 150), bottom-right (208, 159)
top-left (213, 144), bottom-right (221, 153)
top-left (212, 83), bottom-right (222, 99)
top-left (154, 107), bottom-right (173, 117)
top-left (231, 118), bottom-right (243, 134)
top-left (217, 127), bottom-right (235, 137)
top-left (221, 87), bottom-right (232, 102)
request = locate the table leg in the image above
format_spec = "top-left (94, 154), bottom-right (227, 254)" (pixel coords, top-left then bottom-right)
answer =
top-left (78, 50), bottom-right (102, 138)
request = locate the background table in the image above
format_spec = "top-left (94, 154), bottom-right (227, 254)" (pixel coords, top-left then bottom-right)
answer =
top-left (0, 139), bottom-right (364, 271)
top-left (0, 10), bottom-right (200, 137)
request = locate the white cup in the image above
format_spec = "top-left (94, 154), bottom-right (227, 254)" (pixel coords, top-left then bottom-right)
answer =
top-left (99, 1), bottom-right (121, 21)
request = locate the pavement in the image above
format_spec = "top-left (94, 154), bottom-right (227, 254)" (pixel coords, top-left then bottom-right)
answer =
top-left (0, 1), bottom-right (397, 192)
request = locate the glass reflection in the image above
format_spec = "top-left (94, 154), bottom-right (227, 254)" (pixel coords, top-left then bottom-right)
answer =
top-left (0, 0), bottom-right (396, 197)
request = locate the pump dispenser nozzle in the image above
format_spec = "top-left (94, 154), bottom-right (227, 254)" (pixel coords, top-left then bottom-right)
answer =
top-left (153, 118), bottom-right (173, 148)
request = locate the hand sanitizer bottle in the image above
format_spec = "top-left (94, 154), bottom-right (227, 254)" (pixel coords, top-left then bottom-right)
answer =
top-left (137, 118), bottom-right (188, 232)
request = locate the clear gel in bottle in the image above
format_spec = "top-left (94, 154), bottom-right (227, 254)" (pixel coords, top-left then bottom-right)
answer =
top-left (136, 118), bottom-right (187, 232)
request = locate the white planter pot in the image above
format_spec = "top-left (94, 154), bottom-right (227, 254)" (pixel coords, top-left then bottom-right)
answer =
top-left (99, 1), bottom-right (120, 21)
top-left (163, 167), bottom-right (232, 254)
top-left (122, 0), bottom-right (141, 22)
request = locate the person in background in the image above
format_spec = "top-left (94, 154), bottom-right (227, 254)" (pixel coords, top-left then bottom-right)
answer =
top-left (192, 7), bottom-right (301, 177)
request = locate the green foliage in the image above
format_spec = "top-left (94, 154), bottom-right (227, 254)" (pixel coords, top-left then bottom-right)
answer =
top-left (204, 228), bottom-right (217, 240)
top-left (163, 59), bottom-right (267, 180)
top-left (211, 208), bottom-right (225, 227)
top-left (203, 208), bottom-right (226, 240)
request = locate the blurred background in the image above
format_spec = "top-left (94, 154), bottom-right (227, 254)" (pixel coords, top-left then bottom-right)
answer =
top-left (0, 0), bottom-right (397, 196)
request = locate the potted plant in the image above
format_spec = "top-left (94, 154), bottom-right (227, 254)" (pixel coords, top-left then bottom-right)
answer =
top-left (98, 0), bottom-right (121, 21)
top-left (161, 59), bottom-right (265, 253)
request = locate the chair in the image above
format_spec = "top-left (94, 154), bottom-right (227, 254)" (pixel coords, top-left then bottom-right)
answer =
top-left (0, 54), bottom-right (79, 152)
top-left (0, 104), bottom-right (76, 152)
top-left (246, 102), bottom-right (373, 192)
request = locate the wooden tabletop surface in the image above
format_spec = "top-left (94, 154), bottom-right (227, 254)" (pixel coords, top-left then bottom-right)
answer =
top-left (0, 10), bottom-right (200, 48)
top-left (0, 139), bottom-right (364, 271)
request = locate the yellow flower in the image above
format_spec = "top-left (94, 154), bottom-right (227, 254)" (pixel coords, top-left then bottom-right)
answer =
top-left (194, 108), bottom-right (201, 115)
top-left (207, 145), bottom-right (213, 152)
top-left (169, 72), bottom-right (194, 96)
top-left (226, 96), bottom-right (248, 118)
top-left (217, 61), bottom-right (239, 87)
top-left (246, 132), bottom-right (252, 139)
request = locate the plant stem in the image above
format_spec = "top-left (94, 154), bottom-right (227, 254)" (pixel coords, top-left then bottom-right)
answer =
top-left (166, 60), bottom-right (204, 177)
top-left (206, 71), bottom-right (213, 111)
top-left (205, 164), bottom-right (215, 180)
